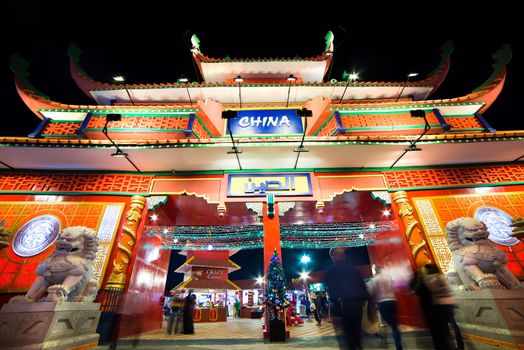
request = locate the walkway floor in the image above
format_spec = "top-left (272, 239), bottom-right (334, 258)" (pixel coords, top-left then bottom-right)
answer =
top-left (101, 318), bottom-right (503, 349)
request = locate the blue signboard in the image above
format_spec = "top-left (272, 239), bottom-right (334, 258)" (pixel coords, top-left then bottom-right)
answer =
top-left (226, 109), bottom-right (303, 136)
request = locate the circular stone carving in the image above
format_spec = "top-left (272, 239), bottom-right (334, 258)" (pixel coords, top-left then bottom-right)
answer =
top-left (12, 215), bottom-right (61, 257)
top-left (474, 207), bottom-right (519, 246)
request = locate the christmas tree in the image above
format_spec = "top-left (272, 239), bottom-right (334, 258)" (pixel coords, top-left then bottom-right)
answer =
top-left (265, 250), bottom-right (289, 320)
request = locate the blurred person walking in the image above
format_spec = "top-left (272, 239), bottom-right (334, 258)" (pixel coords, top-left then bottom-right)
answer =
top-left (423, 263), bottom-right (464, 350)
top-left (368, 265), bottom-right (403, 350)
top-left (324, 247), bottom-right (371, 350)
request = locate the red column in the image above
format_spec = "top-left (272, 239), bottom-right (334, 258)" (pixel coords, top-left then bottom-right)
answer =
top-left (263, 202), bottom-right (281, 277)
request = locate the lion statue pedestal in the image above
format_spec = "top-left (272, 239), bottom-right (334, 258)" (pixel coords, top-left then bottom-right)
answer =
top-left (446, 218), bottom-right (524, 347)
top-left (0, 226), bottom-right (102, 350)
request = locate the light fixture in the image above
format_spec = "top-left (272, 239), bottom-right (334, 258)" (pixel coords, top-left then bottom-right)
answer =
top-left (234, 75), bottom-right (243, 108)
top-left (390, 109), bottom-right (431, 168)
top-left (112, 74), bottom-right (135, 105)
top-left (300, 255), bottom-right (311, 264)
top-left (338, 70), bottom-right (359, 104)
top-left (178, 75), bottom-right (193, 106)
top-left (112, 74), bottom-right (125, 82)
top-left (293, 108), bottom-right (313, 169)
top-left (286, 74), bottom-right (296, 107)
top-left (369, 224), bottom-right (376, 230)
top-left (173, 238), bottom-right (179, 243)
top-left (222, 110), bottom-right (242, 170)
top-left (358, 234), bottom-right (365, 239)
top-left (111, 150), bottom-right (128, 158)
top-left (383, 209), bottom-right (391, 217)
top-left (102, 113), bottom-right (141, 172)
top-left (256, 276), bottom-right (264, 284)
top-left (207, 244), bottom-right (214, 251)
top-left (150, 214), bottom-right (158, 221)
top-left (299, 271), bottom-right (310, 280)
top-left (395, 72), bottom-right (419, 103)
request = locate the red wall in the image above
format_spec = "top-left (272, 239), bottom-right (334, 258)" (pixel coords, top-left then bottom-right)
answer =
top-left (367, 228), bottom-right (427, 328)
top-left (0, 194), bottom-right (131, 306)
top-left (114, 201), bottom-right (171, 338)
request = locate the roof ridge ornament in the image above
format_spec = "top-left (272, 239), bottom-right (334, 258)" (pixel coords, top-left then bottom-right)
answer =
top-left (473, 44), bottom-right (512, 93)
top-left (9, 53), bottom-right (49, 99)
top-left (191, 34), bottom-right (201, 54)
top-left (324, 31), bottom-right (334, 53)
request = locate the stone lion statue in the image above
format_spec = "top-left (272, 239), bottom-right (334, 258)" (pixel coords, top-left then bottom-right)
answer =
top-left (11, 226), bottom-right (99, 303)
top-left (446, 217), bottom-right (521, 290)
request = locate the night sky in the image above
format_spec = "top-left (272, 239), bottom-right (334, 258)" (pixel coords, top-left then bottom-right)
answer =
top-left (2, 2), bottom-right (523, 288)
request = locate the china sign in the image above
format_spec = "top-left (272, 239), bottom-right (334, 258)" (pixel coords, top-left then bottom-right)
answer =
top-left (226, 109), bottom-right (303, 136)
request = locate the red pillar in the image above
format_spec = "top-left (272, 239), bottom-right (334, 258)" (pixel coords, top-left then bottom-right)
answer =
top-left (263, 202), bottom-right (282, 276)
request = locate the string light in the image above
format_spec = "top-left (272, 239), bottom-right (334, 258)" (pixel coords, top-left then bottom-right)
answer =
top-left (145, 221), bottom-right (394, 250)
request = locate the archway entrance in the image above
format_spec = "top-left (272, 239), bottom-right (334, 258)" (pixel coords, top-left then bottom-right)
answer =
top-left (113, 191), bottom-right (416, 345)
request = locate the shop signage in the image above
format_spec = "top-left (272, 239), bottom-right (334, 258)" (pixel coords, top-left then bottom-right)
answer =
top-left (226, 109), bottom-right (303, 136)
top-left (192, 267), bottom-right (228, 281)
top-left (227, 173), bottom-right (312, 197)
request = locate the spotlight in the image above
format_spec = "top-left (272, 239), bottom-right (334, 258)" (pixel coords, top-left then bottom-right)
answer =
top-left (287, 74), bottom-right (297, 81)
top-left (111, 150), bottom-right (128, 157)
top-left (234, 75), bottom-right (244, 83)
top-left (410, 110), bottom-right (426, 118)
top-left (106, 113), bottom-right (122, 122)
top-left (222, 110), bottom-right (238, 119)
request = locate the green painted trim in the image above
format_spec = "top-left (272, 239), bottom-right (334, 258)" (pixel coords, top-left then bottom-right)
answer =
top-left (312, 113), bottom-right (335, 136)
top-left (41, 134), bottom-right (82, 138)
top-left (224, 134), bottom-right (303, 139)
top-left (445, 128), bottom-right (485, 133)
top-left (47, 120), bottom-right (82, 124)
top-left (87, 128), bottom-right (187, 132)
top-left (2, 137), bottom-right (523, 151)
top-left (341, 124), bottom-right (441, 131)
top-left (388, 181), bottom-right (524, 192)
top-left (0, 191), bottom-right (150, 196)
top-left (442, 114), bottom-right (476, 118)
top-left (193, 114), bottom-right (213, 137)
top-left (91, 113), bottom-right (193, 117)
top-left (314, 161), bottom-right (524, 173)
top-left (332, 102), bottom-right (484, 112)
top-left (38, 109), bottom-right (198, 114)
top-left (224, 168), bottom-right (316, 174)
top-left (90, 82), bottom-right (435, 92)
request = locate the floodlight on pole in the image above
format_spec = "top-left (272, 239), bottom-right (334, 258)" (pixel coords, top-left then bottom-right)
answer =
top-left (338, 70), bottom-right (359, 104)
top-left (112, 74), bottom-right (135, 105)
top-left (395, 72), bottom-right (419, 103)
top-left (102, 113), bottom-right (141, 172)
top-left (178, 75), bottom-right (193, 106)
top-left (234, 75), bottom-right (244, 108)
top-left (286, 74), bottom-right (297, 107)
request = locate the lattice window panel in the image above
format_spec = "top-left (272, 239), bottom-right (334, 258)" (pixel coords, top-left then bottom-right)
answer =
top-left (339, 112), bottom-right (438, 129)
top-left (42, 122), bottom-right (81, 135)
top-left (192, 119), bottom-right (211, 139)
top-left (316, 117), bottom-right (338, 136)
top-left (445, 117), bottom-right (483, 130)
top-left (0, 174), bottom-right (152, 194)
top-left (385, 165), bottom-right (524, 189)
top-left (88, 116), bottom-right (189, 130)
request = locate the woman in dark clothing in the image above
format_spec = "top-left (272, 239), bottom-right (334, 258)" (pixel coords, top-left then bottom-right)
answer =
top-left (183, 294), bottom-right (196, 334)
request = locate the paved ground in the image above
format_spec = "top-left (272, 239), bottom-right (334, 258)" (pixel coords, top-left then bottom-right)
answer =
top-left (97, 318), bottom-right (505, 349)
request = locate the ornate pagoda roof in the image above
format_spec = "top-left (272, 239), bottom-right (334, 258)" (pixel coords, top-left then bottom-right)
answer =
top-left (66, 40), bottom-right (454, 105)
top-left (175, 256), bottom-right (241, 273)
top-left (171, 277), bottom-right (241, 291)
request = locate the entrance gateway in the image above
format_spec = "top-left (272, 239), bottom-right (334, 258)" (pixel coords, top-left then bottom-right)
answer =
top-left (0, 32), bottom-right (523, 349)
